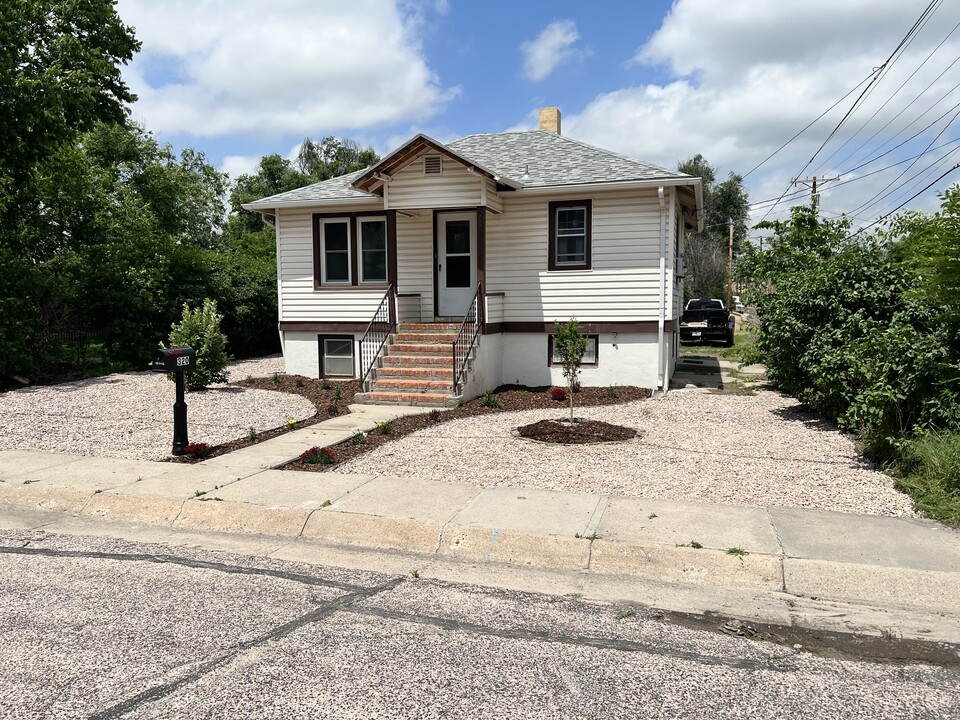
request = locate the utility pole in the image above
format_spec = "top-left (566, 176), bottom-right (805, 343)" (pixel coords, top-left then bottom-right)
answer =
top-left (792, 176), bottom-right (839, 214)
top-left (728, 218), bottom-right (734, 308)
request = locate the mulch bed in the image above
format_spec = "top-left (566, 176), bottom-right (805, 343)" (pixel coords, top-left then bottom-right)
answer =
top-left (167, 375), bottom-right (362, 463)
top-left (515, 419), bottom-right (638, 444)
top-left (283, 384), bottom-right (650, 472)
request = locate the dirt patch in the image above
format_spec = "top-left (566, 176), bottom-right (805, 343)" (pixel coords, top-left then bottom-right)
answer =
top-left (169, 375), bottom-right (361, 463)
top-left (283, 385), bottom-right (650, 471)
top-left (515, 419), bottom-right (638, 444)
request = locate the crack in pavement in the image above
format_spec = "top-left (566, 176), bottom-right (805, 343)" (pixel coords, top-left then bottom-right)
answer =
top-left (0, 545), bottom-right (365, 591)
top-left (88, 577), bottom-right (404, 719)
top-left (347, 606), bottom-right (796, 673)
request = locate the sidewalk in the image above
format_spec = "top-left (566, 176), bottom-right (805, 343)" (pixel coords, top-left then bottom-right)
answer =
top-left (2, 402), bottom-right (960, 629)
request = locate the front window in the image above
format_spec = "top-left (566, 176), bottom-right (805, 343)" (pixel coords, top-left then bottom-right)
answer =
top-left (321, 220), bottom-right (350, 284)
top-left (548, 199), bottom-right (592, 271)
top-left (359, 218), bottom-right (387, 283)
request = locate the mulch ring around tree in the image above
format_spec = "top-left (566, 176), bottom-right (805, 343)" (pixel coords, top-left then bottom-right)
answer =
top-left (283, 384), bottom-right (650, 471)
top-left (166, 375), bottom-right (362, 463)
top-left (514, 418), bottom-right (638, 444)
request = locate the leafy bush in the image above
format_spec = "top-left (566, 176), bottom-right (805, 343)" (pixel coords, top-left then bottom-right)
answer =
top-left (550, 387), bottom-right (567, 401)
top-left (300, 446), bottom-right (335, 465)
top-left (168, 298), bottom-right (229, 390)
top-left (480, 390), bottom-right (500, 408)
top-left (184, 442), bottom-right (210, 459)
top-left (745, 205), bottom-right (960, 460)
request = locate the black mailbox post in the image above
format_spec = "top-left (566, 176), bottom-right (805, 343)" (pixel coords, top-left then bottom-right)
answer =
top-left (153, 347), bottom-right (197, 456)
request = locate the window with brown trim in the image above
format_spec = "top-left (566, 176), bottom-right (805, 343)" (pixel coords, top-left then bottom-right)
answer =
top-left (547, 334), bottom-right (599, 367)
top-left (548, 199), bottom-right (592, 271)
top-left (312, 212), bottom-right (392, 289)
top-left (318, 335), bottom-right (355, 378)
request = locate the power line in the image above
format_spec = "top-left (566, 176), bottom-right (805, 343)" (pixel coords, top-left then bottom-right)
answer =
top-left (848, 163), bottom-right (959, 238)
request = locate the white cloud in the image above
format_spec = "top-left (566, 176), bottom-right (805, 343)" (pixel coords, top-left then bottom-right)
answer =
top-left (220, 155), bottom-right (261, 180)
top-left (521, 20), bottom-right (587, 82)
top-left (562, 0), bottom-right (960, 227)
top-left (117, 0), bottom-right (459, 137)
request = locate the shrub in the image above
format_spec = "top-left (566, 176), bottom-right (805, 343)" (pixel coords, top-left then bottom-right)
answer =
top-left (184, 442), bottom-right (210, 459)
top-left (168, 298), bottom-right (229, 390)
top-left (480, 390), bottom-right (500, 409)
top-left (551, 387), bottom-right (567, 401)
top-left (300, 446), bottom-right (335, 465)
top-left (377, 421), bottom-right (392, 435)
top-left (429, 408), bottom-right (442, 423)
top-left (332, 385), bottom-right (342, 402)
top-left (327, 403), bottom-right (340, 416)
top-left (350, 433), bottom-right (365, 446)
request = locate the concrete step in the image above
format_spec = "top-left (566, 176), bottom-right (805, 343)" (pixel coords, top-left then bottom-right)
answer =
top-left (390, 342), bottom-right (452, 354)
top-left (394, 332), bottom-right (458, 343)
top-left (355, 391), bottom-right (455, 407)
top-left (371, 378), bottom-right (452, 392)
top-left (399, 323), bottom-right (461, 333)
top-left (382, 355), bottom-right (450, 368)
top-left (377, 366), bottom-right (454, 379)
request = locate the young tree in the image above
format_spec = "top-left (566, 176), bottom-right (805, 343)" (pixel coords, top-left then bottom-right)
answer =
top-left (168, 299), bottom-right (229, 391)
top-left (553, 319), bottom-right (589, 423)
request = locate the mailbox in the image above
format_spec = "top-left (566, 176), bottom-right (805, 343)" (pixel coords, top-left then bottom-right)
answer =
top-left (153, 346), bottom-right (197, 373)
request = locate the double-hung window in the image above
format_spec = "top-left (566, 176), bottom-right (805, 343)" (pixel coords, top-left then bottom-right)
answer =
top-left (320, 219), bottom-right (351, 285)
top-left (548, 200), bottom-right (592, 271)
top-left (359, 218), bottom-right (387, 284)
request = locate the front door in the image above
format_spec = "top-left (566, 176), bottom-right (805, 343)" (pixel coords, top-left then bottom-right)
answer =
top-left (436, 212), bottom-right (477, 317)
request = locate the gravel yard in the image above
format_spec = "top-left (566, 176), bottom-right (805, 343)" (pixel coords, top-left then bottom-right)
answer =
top-left (0, 356), bottom-right (315, 461)
top-left (337, 388), bottom-right (917, 517)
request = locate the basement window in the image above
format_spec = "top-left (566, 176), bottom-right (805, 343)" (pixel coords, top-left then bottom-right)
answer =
top-left (320, 336), bottom-right (355, 378)
top-left (548, 334), bottom-right (599, 367)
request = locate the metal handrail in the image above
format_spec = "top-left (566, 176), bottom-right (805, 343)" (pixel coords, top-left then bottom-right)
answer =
top-left (359, 284), bottom-right (396, 391)
top-left (451, 284), bottom-right (483, 395)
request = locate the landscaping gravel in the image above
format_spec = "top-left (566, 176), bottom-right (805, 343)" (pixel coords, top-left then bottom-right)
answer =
top-left (337, 388), bottom-right (917, 517)
top-left (0, 355), bottom-right (315, 461)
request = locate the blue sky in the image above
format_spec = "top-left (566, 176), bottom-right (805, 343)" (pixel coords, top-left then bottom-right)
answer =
top-left (115, 0), bottom-right (960, 232)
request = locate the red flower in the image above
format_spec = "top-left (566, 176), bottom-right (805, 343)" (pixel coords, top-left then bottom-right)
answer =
top-left (551, 387), bottom-right (567, 401)
top-left (300, 446), bottom-right (335, 465)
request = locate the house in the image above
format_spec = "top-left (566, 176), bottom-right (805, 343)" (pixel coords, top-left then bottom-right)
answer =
top-left (243, 108), bottom-right (703, 405)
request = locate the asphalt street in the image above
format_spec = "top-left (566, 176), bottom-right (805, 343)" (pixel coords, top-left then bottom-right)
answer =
top-left (1, 529), bottom-right (959, 719)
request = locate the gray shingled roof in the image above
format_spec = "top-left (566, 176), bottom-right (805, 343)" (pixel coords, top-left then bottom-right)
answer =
top-left (448, 131), bottom-right (689, 188)
top-left (243, 131), bottom-right (693, 209)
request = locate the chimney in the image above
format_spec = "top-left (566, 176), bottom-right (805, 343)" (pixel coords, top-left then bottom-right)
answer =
top-left (539, 107), bottom-right (561, 135)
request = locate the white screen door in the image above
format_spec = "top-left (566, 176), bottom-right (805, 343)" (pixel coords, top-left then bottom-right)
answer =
top-left (437, 212), bottom-right (476, 317)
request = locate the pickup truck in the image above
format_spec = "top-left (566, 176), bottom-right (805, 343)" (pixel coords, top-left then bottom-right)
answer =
top-left (679, 298), bottom-right (735, 347)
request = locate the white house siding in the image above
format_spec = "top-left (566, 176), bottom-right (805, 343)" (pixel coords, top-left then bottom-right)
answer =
top-left (486, 189), bottom-right (664, 322)
top-left (276, 204), bottom-right (385, 323)
top-left (395, 211), bottom-right (433, 321)
top-left (500, 333), bottom-right (659, 390)
top-left (386, 156), bottom-right (483, 210)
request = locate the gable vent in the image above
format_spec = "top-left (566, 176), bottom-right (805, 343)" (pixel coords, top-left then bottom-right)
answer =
top-left (423, 154), bottom-right (442, 175)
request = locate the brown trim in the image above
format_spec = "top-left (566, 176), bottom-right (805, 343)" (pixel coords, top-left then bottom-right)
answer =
top-left (432, 207), bottom-right (482, 320)
top-left (312, 211), bottom-right (392, 290)
top-left (492, 321), bottom-right (672, 333)
top-left (547, 334), bottom-right (599, 368)
top-left (318, 334), bottom-right (356, 379)
top-left (281, 321), bottom-right (368, 332)
top-left (387, 209), bottom-right (398, 288)
top-left (484, 291), bottom-right (505, 297)
top-left (353, 135), bottom-right (500, 193)
top-left (302, 285), bottom-right (389, 293)
top-left (477, 206), bottom-right (486, 333)
top-left (396, 292), bottom-right (421, 298)
top-left (547, 199), bottom-right (592, 271)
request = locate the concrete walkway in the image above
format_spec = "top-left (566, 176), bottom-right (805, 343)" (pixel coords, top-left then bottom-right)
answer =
top-left (2, 400), bottom-right (960, 639)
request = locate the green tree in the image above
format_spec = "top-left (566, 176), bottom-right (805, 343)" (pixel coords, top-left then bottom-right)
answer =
top-left (0, 0), bottom-right (139, 229)
top-left (168, 299), bottom-right (229, 390)
top-left (677, 155), bottom-right (750, 299)
top-left (553, 319), bottom-right (589, 423)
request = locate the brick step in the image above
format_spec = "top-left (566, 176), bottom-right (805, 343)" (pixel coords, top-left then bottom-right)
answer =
top-left (394, 332), bottom-right (458, 343)
top-left (371, 378), bottom-right (452, 392)
top-left (382, 354), bottom-right (449, 367)
top-left (355, 391), bottom-right (454, 407)
top-left (390, 343), bottom-right (451, 354)
top-left (377, 366), bottom-right (454, 379)
top-left (399, 323), bottom-right (461, 332)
